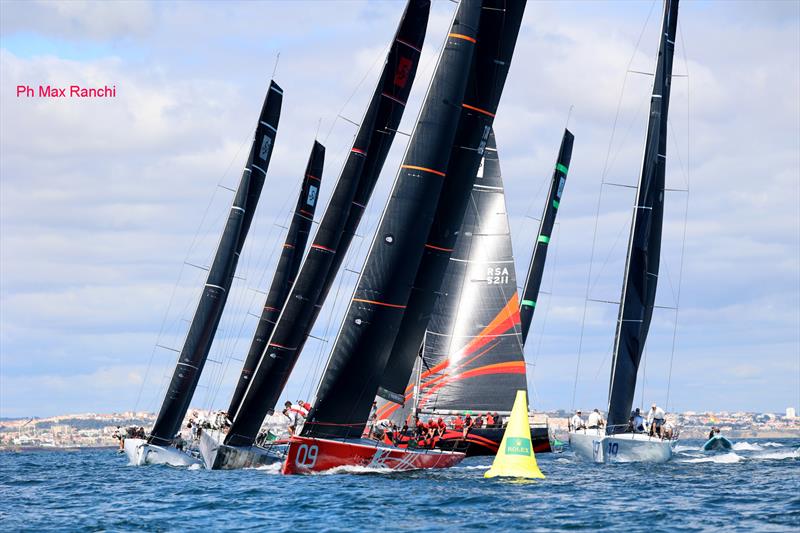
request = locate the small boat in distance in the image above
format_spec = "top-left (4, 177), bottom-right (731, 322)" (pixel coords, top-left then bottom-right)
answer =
top-left (702, 428), bottom-right (732, 451)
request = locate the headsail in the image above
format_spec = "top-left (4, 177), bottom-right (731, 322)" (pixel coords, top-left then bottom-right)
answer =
top-left (519, 129), bottom-right (573, 343)
top-left (148, 81), bottom-right (282, 446)
top-left (302, 0), bottom-right (483, 441)
top-left (378, 131), bottom-right (527, 421)
top-left (375, 0), bottom-right (527, 407)
top-left (227, 141), bottom-right (324, 417)
top-left (225, 0), bottom-right (430, 447)
top-left (606, 0), bottom-right (679, 433)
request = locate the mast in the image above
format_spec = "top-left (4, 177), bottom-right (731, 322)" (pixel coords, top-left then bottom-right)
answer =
top-left (227, 141), bottom-right (325, 417)
top-left (148, 81), bottom-right (282, 446)
top-left (224, 0), bottom-right (430, 447)
top-left (606, 0), bottom-right (679, 433)
top-left (374, 0), bottom-right (527, 407)
top-left (303, 0), bottom-right (483, 441)
top-left (519, 129), bottom-right (574, 343)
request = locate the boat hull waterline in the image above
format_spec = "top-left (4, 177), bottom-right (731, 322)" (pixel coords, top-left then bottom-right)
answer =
top-left (122, 438), bottom-right (201, 467)
top-left (281, 435), bottom-right (465, 475)
top-left (569, 429), bottom-right (675, 463)
top-left (198, 430), bottom-right (286, 470)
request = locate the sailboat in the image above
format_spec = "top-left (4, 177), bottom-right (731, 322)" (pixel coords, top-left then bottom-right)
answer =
top-left (197, 142), bottom-right (325, 469)
top-left (569, 0), bottom-right (680, 463)
top-left (377, 128), bottom-right (572, 457)
top-left (283, 0), bottom-right (526, 475)
top-left (199, 0), bottom-right (431, 470)
top-left (124, 80), bottom-right (283, 467)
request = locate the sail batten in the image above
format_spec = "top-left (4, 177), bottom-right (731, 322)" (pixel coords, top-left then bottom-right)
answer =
top-left (226, 141), bottom-right (325, 418)
top-left (148, 81), bottom-right (282, 446)
top-left (606, 0), bottom-right (679, 433)
top-left (224, 0), bottom-right (430, 448)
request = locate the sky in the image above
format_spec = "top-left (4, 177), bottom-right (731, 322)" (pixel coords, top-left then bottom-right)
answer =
top-left (0, 0), bottom-right (798, 418)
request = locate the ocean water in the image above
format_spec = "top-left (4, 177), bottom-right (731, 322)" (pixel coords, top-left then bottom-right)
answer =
top-left (1, 439), bottom-right (798, 532)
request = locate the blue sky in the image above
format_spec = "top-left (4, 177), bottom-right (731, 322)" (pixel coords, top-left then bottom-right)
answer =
top-left (0, 0), bottom-right (798, 418)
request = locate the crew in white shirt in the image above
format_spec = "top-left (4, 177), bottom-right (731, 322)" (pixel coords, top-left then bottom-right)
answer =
top-left (587, 408), bottom-right (605, 429)
top-left (647, 403), bottom-right (666, 437)
top-left (570, 410), bottom-right (586, 431)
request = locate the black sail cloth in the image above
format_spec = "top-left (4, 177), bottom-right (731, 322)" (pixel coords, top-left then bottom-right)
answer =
top-left (519, 129), bottom-right (573, 343)
top-left (226, 141), bottom-right (325, 417)
top-left (606, 0), bottom-right (679, 433)
top-left (380, 132), bottom-right (528, 420)
top-left (376, 0), bottom-right (527, 406)
top-left (225, 0), bottom-right (430, 447)
top-left (302, 0), bottom-right (484, 441)
top-left (148, 81), bottom-right (282, 446)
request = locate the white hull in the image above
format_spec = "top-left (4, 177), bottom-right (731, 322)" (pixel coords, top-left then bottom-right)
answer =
top-left (198, 429), bottom-right (286, 470)
top-left (569, 428), bottom-right (675, 463)
top-left (122, 438), bottom-right (201, 467)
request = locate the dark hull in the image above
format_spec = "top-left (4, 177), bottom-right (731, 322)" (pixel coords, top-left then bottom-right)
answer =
top-left (387, 424), bottom-right (551, 457)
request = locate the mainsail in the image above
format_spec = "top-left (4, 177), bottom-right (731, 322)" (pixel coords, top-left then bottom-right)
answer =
top-left (606, 0), bottom-right (679, 433)
top-left (519, 129), bottom-right (573, 343)
top-left (227, 141), bottom-right (325, 417)
top-left (379, 131), bottom-right (527, 420)
top-left (225, 0), bottom-right (430, 447)
top-left (148, 81), bottom-right (282, 446)
top-left (375, 0), bottom-right (527, 407)
top-left (303, 0), bottom-right (482, 440)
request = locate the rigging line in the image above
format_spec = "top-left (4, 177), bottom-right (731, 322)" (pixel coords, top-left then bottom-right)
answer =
top-left (600, 0), bottom-right (656, 183)
top-left (272, 52), bottom-right (280, 79)
top-left (666, 22), bottom-right (692, 413)
top-left (571, 0), bottom-right (657, 412)
top-left (588, 217), bottom-right (628, 297)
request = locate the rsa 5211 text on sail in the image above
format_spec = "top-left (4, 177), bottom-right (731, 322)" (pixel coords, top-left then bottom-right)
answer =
top-left (16, 85), bottom-right (117, 98)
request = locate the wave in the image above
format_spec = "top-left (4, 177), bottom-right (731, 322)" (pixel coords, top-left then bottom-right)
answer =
top-left (753, 448), bottom-right (799, 461)
top-left (679, 452), bottom-right (743, 464)
top-left (732, 442), bottom-right (762, 451)
top-left (188, 463), bottom-right (202, 471)
top-left (763, 442), bottom-right (784, 448)
top-left (674, 445), bottom-right (699, 453)
top-left (313, 465), bottom-right (397, 476)
top-left (253, 463), bottom-right (282, 473)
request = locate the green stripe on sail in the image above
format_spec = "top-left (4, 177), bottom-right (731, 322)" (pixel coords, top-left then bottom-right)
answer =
top-left (552, 199), bottom-right (560, 209)
top-left (521, 299), bottom-right (536, 308)
top-left (556, 163), bottom-right (568, 175)
top-left (537, 234), bottom-right (550, 243)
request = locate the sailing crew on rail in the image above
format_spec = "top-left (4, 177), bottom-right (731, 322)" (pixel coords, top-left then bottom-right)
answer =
top-left (587, 409), bottom-right (605, 429)
top-left (283, 401), bottom-right (305, 436)
top-left (570, 410), bottom-right (586, 431)
top-left (630, 408), bottom-right (645, 433)
top-left (647, 404), bottom-right (666, 438)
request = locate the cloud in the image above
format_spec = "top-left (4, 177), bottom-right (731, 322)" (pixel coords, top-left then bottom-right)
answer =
top-left (1, 1), bottom-right (798, 417)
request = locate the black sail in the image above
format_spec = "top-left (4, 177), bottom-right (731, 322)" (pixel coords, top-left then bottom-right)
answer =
top-left (606, 0), bottom-right (679, 433)
top-left (227, 141), bottom-right (325, 417)
top-left (148, 81), bottom-right (282, 446)
top-left (303, 0), bottom-right (483, 440)
top-left (225, 0), bottom-right (430, 447)
top-left (376, 0), bottom-right (527, 405)
top-left (519, 129), bottom-right (573, 343)
top-left (379, 131), bottom-right (527, 421)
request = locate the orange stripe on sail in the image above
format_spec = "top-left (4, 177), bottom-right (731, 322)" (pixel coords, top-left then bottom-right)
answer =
top-left (424, 243), bottom-right (454, 252)
top-left (461, 103), bottom-right (495, 117)
top-left (448, 33), bottom-right (476, 44)
top-left (352, 298), bottom-right (406, 309)
top-left (401, 164), bottom-right (446, 177)
top-left (418, 361), bottom-right (526, 409)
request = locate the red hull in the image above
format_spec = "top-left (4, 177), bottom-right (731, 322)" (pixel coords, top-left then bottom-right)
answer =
top-left (281, 435), bottom-right (465, 475)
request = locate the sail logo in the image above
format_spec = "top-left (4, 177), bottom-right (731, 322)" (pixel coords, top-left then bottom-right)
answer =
top-left (307, 185), bottom-right (318, 207)
top-left (393, 57), bottom-right (413, 88)
top-left (557, 176), bottom-right (566, 198)
top-left (259, 135), bottom-right (272, 160)
top-left (476, 125), bottom-right (490, 155)
top-left (505, 437), bottom-right (531, 456)
top-left (487, 266), bottom-right (509, 285)
top-left (476, 157), bottom-right (485, 179)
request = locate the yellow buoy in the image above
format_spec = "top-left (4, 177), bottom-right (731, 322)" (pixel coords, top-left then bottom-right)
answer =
top-left (484, 390), bottom-right (544, 479)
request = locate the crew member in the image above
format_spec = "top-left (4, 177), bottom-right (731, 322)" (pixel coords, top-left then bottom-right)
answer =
top-left (570, 410), bottom-right (586, 431)
top-left (631, 408), bottom-right (645, 433)
top-left (486, 413), bottom-right (495, 427)
top-left (647, 403), bottom-right (666, 437)
top-left (587, 408), bottom-right (605, 429)
top-left (453, 415), bottom-right (464, 431)
top-left (283, 401), bottom-right (304, 436)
